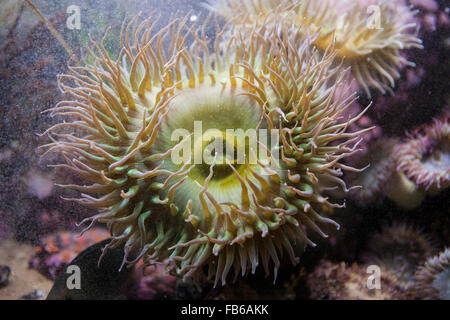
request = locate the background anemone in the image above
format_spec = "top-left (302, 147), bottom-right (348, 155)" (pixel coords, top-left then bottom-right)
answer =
top-left (394, 114), bottom-right (450, 194)
top-left (208, 0), bottom-right (423, 98)
top-left (306, 259), bottom-right (410, 300)
top-left (362, 222), bottom-right (436, 289)
top-left (346, 137), bottom-right (397, 206)
top-left (414, 247), bottom-right (450, 299)
top-left (343, 135), bottom-right (427, 210)
top-left (41, 14), bottom-right (370, 287)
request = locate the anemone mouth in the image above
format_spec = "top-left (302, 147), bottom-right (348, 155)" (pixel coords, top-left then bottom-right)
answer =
top-left (395, 117), bottom-right (450, 192)
top-left (421, 136), bottom-right (450, 173)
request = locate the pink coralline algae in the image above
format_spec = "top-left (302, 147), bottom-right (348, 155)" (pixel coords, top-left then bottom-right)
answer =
top-left (30, 228), bottom-right (109, 279)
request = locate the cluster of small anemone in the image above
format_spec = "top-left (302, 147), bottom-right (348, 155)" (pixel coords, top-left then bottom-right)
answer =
top-left (42, 0), bottom-right (423, 286)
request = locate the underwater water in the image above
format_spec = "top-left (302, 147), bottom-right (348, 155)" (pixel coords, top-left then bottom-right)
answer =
top-left (0, 0), bottom-right (448, 301)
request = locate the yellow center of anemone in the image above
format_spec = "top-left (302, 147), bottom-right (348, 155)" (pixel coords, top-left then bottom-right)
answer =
top-left (152, 86), bottom-right (278, 214)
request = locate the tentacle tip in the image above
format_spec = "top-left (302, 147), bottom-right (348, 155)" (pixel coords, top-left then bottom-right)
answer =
top-left (35, 131), bottom-right (44, 137)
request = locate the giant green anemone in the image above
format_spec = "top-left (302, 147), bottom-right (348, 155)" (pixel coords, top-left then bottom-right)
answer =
top-left (42, 15), bottom-right (369, 286)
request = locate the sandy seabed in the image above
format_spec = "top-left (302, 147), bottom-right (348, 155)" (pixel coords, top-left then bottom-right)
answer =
top-left (0, 238), bottom-right (53, 300)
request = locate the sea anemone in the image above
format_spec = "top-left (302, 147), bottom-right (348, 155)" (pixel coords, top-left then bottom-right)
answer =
top-left (41, 15), bottom-right (369, 286)
top-left (395, 115), bottom-right (450, 194)
top-left (414, 247), bottom-right (450, 299)
top-left (344, 136), bottom-right (425, 210)
top-left (208, 0), bottom-right (423, 98)
top-left (346, 138), bottom-right (397, 206)
top-left (306, 259), bottom-right (410, 300)
top-left (363, 222), bottom-right (436, 289)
